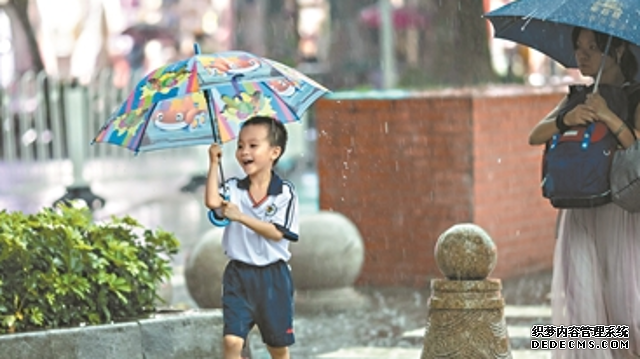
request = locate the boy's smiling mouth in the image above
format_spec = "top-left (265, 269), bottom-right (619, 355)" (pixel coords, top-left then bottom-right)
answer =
top-left (242, 159), bottom-right (254, 166)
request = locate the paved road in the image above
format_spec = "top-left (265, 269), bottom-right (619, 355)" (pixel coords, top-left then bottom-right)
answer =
top-left (3, 163), bottom-right (559, 358)
top-left (317, 304), bottom-right (552, 358)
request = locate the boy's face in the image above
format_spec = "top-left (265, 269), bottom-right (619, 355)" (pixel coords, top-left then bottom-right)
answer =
top-left (236, 124), bottom-right (281, 176)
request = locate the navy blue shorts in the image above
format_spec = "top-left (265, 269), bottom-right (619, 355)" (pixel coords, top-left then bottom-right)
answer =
top-left (222, 260), bottom-right (295, 347)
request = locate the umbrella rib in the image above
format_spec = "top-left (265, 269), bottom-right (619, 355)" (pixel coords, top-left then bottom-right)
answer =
top-left (132, 101), bottom-right (159, 154)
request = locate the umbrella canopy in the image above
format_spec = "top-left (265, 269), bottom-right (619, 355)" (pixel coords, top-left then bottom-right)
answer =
top-left (484, 0), bottom-right (640, 80)
top-left (92, 50), bottom-right (330, 153)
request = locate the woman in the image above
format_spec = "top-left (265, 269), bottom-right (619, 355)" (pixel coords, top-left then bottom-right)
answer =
top-left (529, 27), bottom-right (640, 359)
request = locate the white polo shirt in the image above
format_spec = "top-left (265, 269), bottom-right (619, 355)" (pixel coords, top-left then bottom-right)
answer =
top-left (213, 173), bottom-right (299, 266)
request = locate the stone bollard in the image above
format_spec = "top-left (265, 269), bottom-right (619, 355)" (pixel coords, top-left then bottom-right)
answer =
top-left (421, 223), bottom-right (512, 359)
top-left (289, 211), bottom-right (370, 312)
top-left (185, 211), bottom-right (370, 313)
top-left (184, 227), bottom-right (228, 308)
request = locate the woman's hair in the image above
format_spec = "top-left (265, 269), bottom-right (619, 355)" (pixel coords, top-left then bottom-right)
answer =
top-left (240, 116), bottom-right (288, 166)
top-left (572, 27), bottom-right (638, 82)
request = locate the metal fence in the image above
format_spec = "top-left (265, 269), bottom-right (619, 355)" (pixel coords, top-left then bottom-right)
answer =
top-left (0, 69), bottom-right (209, 195)
top-left (0, 68), bottom-right (313, 209)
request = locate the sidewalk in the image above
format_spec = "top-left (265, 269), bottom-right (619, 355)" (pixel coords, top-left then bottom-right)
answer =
top-left (1, 168), bottom-right (554, 358)
top-left (170, 265), bottom-right (553, 358)
top-left (307, 271), bottom-right (553, 359)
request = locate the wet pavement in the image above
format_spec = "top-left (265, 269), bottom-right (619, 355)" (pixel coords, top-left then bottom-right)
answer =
top-left (1, 166), bottom-right (554, 358)
top-left (107, 174), bottom-right (552, 359)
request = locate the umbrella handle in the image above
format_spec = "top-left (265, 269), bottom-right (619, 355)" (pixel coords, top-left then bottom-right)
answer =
top-left (208, 193), bottom-right (231, 227)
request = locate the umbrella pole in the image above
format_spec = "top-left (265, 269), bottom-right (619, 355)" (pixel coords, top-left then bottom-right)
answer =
top-left (194, 43), bottom-right (231, 228)
top-left (193, 43), bottom-right (227, 186)
top-left (593, 35), bottom-right (613, 93)
top-left (203, 88), bottom-right (227, 185)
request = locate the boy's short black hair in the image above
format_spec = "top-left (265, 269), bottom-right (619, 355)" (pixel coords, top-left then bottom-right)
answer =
top-left (241, 116), bottom-right (288, 166)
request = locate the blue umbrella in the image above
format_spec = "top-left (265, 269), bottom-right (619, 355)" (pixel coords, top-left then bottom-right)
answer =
top-left (484, 0), bottom-right (640, 82)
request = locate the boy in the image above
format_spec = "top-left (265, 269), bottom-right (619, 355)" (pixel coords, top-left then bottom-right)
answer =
top-left (205, 116), bottom-right (299, 359)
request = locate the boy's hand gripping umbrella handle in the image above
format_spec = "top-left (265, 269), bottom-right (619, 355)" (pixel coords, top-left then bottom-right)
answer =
top-left (194, 43), bottom-right (230, 227)
top-left (208, 190), bottom-right (231, 227)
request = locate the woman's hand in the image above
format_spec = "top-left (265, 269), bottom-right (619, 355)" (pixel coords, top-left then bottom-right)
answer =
top-left (563, 103), bottom-right (597, 126)
top-left (585, 93), bottom-right (616, 125)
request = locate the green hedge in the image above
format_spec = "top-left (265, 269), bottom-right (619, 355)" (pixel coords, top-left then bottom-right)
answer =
top-left (0, 203), bottom-right (179, 334)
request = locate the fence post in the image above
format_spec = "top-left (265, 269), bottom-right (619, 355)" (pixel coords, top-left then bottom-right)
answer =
top-left (53, 83), bottom-right (105, 210)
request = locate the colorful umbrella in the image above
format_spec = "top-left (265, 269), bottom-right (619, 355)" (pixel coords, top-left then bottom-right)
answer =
top-left (92, 48), bottom-right (330, 153)
top-left (93, 46), bottom-right (330, 227)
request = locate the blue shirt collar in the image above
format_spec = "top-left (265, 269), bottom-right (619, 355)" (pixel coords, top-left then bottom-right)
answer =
top-left (236, 171), bottom-right (283, 195)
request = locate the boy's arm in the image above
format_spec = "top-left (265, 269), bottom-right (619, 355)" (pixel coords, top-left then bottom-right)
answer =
top-left (265, 183), bottom-right (298, 242)
top-left (223, 184), bottom-right (299, 242)
top-left (204, 147), bottom-right (223, 209)
top-left (235, 213), bottom-right (286, 241)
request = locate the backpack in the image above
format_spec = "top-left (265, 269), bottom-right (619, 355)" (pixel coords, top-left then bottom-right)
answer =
top-left (541, 84), bottom-right (628, 209)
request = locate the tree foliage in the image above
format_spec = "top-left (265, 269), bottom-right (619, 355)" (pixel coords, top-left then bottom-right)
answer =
top-left (419, 0), bottom-right (496, 86)
top-left (325, 0), bottom-right (497, 89)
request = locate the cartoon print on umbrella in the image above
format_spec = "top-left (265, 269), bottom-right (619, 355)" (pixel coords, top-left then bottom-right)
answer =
top-left (152, 94), bottom-right (208, 132)
top-left (93, 46), bottom-right (331, 224)
top-left (198, 54), bottom-right (263, 80)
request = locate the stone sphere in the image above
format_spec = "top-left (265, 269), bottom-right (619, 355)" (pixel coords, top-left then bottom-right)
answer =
top-left (434, 223), bottom-right (497, 280)
top-left (184, 227), bottom-right (227, 308)
top-left (289, 211), bottom-right (364, 290)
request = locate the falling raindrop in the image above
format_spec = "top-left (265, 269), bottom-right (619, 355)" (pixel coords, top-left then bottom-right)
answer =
top-left (40, 130), bottom-right (53, 143)
top-left (497, 158), bottom-right (502, 163)
top-left (384, 122), bottom-right (389, 134)
top-left (413, 292), bottom-right (422, 307)
top-left (21, 128), bottom-right (37, 146)
top-left (305, 128), bottom-right (317, 141)
top-left (343, 162), bottom-right (349, 169)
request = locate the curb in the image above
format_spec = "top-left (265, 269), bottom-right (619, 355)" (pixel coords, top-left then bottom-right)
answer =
top-left (0, 310), bottom-right (223, 359)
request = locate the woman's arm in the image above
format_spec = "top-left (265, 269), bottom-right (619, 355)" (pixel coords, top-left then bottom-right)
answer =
top-left (586, 93), bottom-right (637, 148)
top-left (633, 103), bottom-right (640, 140)
top-left (528, 97), bottom-right (568, 145)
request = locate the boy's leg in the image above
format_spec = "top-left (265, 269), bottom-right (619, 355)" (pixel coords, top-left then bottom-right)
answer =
top-left (222, 261), bottom-right (256, 358)
top-left (223, 335), bottom-right (244, 359)
top-left (266, 345), bottom-right (289, 359)
top-left (254, 261), bottom-right (295, 356)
